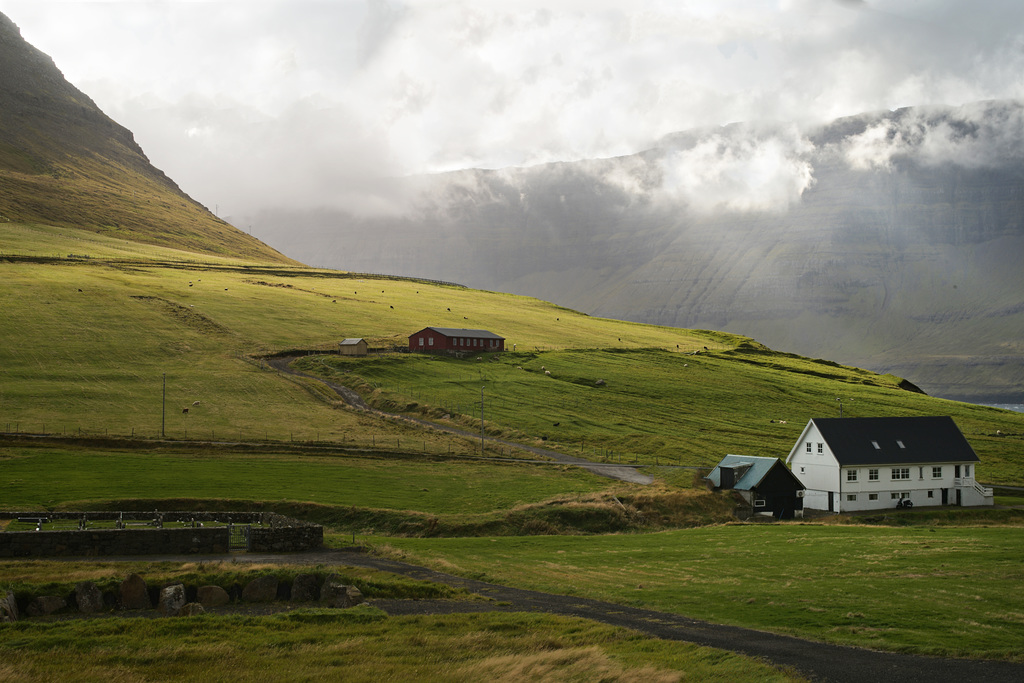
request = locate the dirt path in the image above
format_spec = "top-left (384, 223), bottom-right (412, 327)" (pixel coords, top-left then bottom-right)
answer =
top-left (268, 355), bottom-right (654, 485)
top-left (114, 548), bottom-right (1024, 683)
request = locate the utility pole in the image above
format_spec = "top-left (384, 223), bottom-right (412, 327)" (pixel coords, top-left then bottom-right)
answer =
top-left (836, 397), bottom-right (851, 418)
top-left (161, 373), bottom-right (166, 437)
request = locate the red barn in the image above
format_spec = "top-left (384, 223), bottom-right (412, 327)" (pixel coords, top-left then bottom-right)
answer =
top-left (409, 327), bottom-right (505, 353)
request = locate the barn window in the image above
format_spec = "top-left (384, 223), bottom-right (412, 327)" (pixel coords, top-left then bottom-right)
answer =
top-left (418, 337), bottom-right (424, 346)
top-left (429, 337), bottom-right (434, 346)
top-left (847, 469), bottom-right (857, 482)
top-left (869, 468), bottom-right (879, 481)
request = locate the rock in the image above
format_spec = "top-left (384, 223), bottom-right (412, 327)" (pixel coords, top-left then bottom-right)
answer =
top-left (241, 575), bottom-right (278, 603)
top-left (320, 580), bottom-right (364, 608)
top-left (291, 574), bottom-right (320, 602)
top-left (158, 584), bottom-right (187, 617)
top-left (119, 573), bottom-right (151, 610)
top-left (75, 581), bottom-right (104, 614)
top-left (0, 590), bottom-right (18, 622)
top-left (196, 585), bottom-right (230, 608)
top-left (178, 603), bottom-right (205, 617)
top-left (26, 595), bottom-right (66, 617)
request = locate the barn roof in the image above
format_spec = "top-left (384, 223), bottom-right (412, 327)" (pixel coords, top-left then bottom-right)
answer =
top-left (811, 416), bottom-right (979, 466)
top-left (422, 327), bottom-right (504, 340)
top-left (339, 338), bottom-right (365, 345)
top-left (706, 454), bottom-right (787, 491)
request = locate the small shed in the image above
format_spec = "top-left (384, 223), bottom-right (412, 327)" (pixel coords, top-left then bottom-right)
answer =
top-left (706, 454), bottom-right (805, 519)
top-left (338, 338), bottom-right (368, 356)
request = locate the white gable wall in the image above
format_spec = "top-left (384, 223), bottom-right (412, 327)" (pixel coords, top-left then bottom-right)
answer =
top-left (786, 421), bottom-right (840, 510)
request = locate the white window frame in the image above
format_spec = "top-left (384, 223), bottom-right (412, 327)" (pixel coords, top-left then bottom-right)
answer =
top-left (847, 469), bottom-right (857, 482)
top-left (869, 468), bottom-right (879, 481)
top-left (891, 467), bottom-right (910, 480)
top-left (931, 466), bottom-right (941, 478)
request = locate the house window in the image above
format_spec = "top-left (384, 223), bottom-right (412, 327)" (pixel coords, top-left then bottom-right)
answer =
top-left (847, 469), bottom-right (857, 482)
top-left (931, 467), bottom-right (941, 478)
top-left (892, 468), bottom-right (910, 480)
top-left (965, 465), bottom-right (971, 477)
top-left (868, 493), bottom-right (878, 501)
top-left (753, 500), bottom-right (766, 508)
top-left (869, 469), bottom-right (879, 481)
top-left (927, 490), bottom-right (934, 498)
top-left (805, 442), bottom-right (812, 454)
top-left (846, 494), bottom-right (857, 502)
top-left (817, 442), bottom-right (823, 454)
top-left (799, 466), bottom-right (805, 474)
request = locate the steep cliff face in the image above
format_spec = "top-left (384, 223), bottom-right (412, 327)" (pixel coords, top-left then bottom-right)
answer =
top-left (256, 101), bottom-right (1024, 400)
top-left (0, 12), bottom-right (295, 263)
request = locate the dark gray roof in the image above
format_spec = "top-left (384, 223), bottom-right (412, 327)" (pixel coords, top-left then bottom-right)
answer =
top-left (424, 327), bottom-right (504, 340)
top-left (813, 416), bottom-right (979, 466)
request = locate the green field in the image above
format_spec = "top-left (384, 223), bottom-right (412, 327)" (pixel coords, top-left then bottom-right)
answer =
top-left (377, 524), bottom-right (1024, 660)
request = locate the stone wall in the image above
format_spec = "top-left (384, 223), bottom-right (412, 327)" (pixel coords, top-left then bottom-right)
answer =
top-left (0, 511), bottom-right (322, 557)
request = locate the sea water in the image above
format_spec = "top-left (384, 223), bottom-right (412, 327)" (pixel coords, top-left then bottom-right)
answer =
top-left (983, 404), bottom-right (1024, 413)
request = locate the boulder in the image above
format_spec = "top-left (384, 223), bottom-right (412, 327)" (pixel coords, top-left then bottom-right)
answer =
top-left (320, 580), bottom-right (364, 608)
top-left (178, 602), bottom-right (205, 617)
top-left (290, 574), bottom-right (320, 602)
top-left (0, 590), bottom-right (18, 622)
top-left (196, 585), bottom-right (230, 608)
top-left (119, 573), bottom-right (151, 610)
top-left (158, 584), bottom-right (187, 617)
top-left (75, 581), bottom-right (104, 614)
top-left (241, 575), bottom-right (278, 603)
top-left (26, 595), bottom-right (66, 617)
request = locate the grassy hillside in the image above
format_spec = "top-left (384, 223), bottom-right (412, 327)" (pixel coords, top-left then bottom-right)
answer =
top-left (2, 226), bottom-right (1023, 485)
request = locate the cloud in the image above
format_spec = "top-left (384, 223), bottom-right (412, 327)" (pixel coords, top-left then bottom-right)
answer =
top-left (842, 101), bottom-right (1024, 170)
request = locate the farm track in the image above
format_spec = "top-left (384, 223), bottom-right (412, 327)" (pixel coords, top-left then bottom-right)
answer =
top-left (95, 548), bottom-right (1024, 683)
top-left (268, 356), bottom-right (655, 485)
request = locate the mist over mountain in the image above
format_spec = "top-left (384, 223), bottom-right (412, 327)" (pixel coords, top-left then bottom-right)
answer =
top-left (252, 101), bottom-right (1024, 401)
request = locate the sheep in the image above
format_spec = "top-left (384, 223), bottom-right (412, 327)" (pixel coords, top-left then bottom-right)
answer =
top-left (192, 401), bottom-right (200, 406)
top-left (182, 407), bottom-right (189, 414)
top-left (516, 366), bottom-right (523, 370)
top-left (390, 305), bottom-right (394, 309)
top-left (545, 370), bottom-right (551, 376)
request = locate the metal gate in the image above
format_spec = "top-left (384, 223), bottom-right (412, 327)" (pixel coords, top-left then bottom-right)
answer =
top-left (227, 523), bottom-right (250, 551)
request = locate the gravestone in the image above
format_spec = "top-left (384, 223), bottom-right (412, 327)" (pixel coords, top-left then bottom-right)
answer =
top-left (197, 585), bottom-right (230, 607)
top-left (291, 574), bottom-right (320, 602)
top-left (158, 584), bottom-right (187, 617)
top-left (75, 581), bottom-right (104, 614)
top-left (119, 573), bottom-right (151, 610)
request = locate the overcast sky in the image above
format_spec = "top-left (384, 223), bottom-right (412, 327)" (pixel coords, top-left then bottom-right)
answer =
top-left (3, 0), bottom-right (1024, 219)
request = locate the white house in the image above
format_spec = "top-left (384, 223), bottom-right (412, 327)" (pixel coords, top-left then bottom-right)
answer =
top-left (785, 416), bottom-right (993, 513)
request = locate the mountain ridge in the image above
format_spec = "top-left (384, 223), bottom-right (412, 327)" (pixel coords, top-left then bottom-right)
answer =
top-left (250, 100), bottom-right (1024, 401)
top-left (0, 11), bottom-right (295, 264)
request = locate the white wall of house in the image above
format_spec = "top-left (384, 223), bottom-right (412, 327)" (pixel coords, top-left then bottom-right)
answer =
top-left (786, 421), bottom-right (993, 511)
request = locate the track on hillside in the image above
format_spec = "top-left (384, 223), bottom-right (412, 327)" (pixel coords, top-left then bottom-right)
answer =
top-left (267, 356), bottom-right (654, 485)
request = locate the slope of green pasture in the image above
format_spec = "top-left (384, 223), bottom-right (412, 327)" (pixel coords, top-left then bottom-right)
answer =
top-left (299, 348), bottom-right (1024, 482)
top-left (0, 610), bottom-right (799, 683)
top-left (380, 525), bottom-right (1024, 660)
top-left (0, 447), bottom-right (606, 514)
top-left (0, 251), bottom-right (732, 441)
